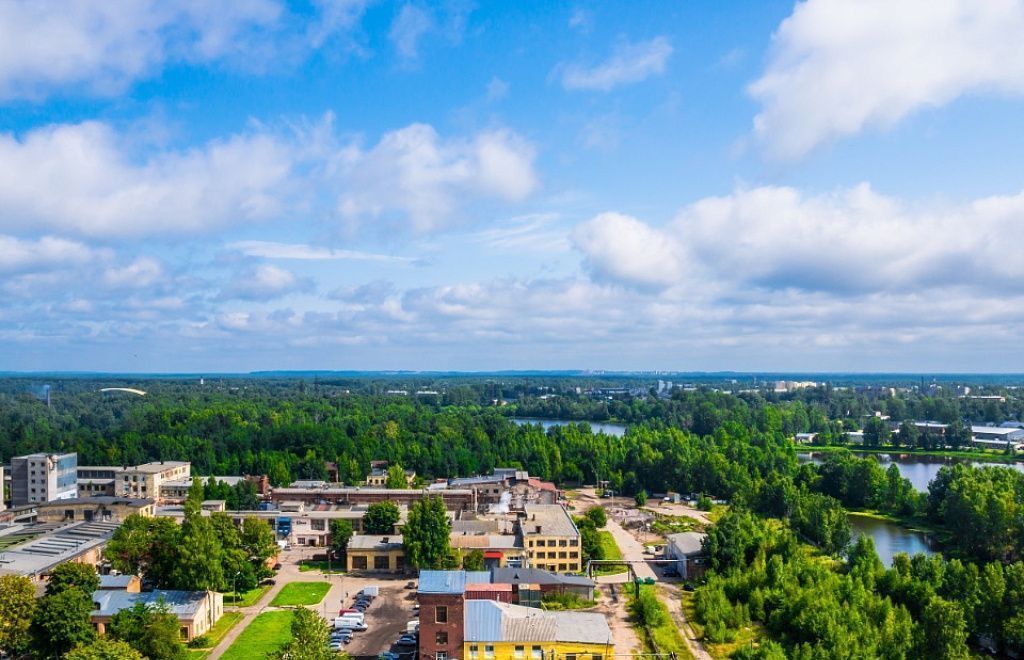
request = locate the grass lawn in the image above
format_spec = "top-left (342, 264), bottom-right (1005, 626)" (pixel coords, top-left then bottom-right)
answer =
top-left (299, 559), bottom-right (346, 574)
top-left (222, 610), bottom-right (294, 660)
top-left (594, 530), bottom-right (626, 576)
top-left (223, 585), bottom-right (271, 607)
top-left (270, 581), bottom-right (331, 606)
top-left (188, 612), bottom-right (244, 652)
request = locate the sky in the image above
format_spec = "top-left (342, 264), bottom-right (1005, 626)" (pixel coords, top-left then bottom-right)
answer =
top-left (2, 0), bottom-right (1024, 373)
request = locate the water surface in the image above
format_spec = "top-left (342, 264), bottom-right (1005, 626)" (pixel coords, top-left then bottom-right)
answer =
top-left (849, 513), bottom-right (936, 566)
top-left (511, 417), bottom-right (627, 437)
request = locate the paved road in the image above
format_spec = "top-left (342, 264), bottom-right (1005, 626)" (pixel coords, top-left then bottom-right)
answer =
top-left (603, 515), bottom-right (658, 580)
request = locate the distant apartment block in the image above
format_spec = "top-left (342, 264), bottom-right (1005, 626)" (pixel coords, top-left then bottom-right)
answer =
top-left (10, 452), bottom-right (78, 506)
top-left (78, 461), bottom-right (191, 500)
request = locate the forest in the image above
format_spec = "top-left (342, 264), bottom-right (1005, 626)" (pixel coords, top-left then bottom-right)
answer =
top-left (2, 376), bottom-right (1024, 657)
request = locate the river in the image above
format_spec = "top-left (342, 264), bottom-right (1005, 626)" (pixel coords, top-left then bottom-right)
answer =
top-left (511, 417), bottom-right (627, 437)
top-left (849, 513), bottom-right (936, 566)
top-left (798, 451), bottom-right (1024, 492)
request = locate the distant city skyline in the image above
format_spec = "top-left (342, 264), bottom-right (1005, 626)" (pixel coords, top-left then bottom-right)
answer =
top-left (2, 1), bottom-right (1023, 372)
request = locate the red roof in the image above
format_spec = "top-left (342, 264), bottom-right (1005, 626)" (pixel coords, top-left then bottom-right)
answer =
top-left (465, 583), bottom-right (513, 592)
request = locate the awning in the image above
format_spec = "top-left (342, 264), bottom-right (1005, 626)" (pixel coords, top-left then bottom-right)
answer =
top-left (484, 551), bottom-right (504, 559)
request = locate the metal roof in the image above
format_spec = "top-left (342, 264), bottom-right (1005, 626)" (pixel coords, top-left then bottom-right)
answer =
top-left (490, 567), bottom-right (594, 588)
top-left (520, 505), bottom-right (578, 538)
top-left (348, 535), bottom-right (404, 550)
top-left (418, 570), bottom-right (468, 594)
top-left (666, 532), bottom-right (706, 556)
top-left (91, 589), bottom-right (211, 618)
top-left (464, 600), bottom-right (611, 644)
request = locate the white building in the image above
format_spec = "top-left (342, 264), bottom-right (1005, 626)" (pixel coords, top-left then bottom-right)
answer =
top-left (10, 453), bottom-right (78, 506)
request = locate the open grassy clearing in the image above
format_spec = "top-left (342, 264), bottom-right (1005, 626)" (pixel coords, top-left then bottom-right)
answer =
top-left (270, 581), bottom-right (331, 606)
top-left (221, 610), bottom-right (294, 660)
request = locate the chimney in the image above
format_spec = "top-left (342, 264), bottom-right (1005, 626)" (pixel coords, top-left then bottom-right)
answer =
top-left (535, 525), bottom-right (542, 533)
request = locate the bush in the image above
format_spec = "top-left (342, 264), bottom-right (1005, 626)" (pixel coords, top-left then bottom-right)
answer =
top-left (584, 507), bottom-right (607, 528)
top-left (630, 585), bottom-right (665, 627)
top-left (188, 634), bottom-right (213, 649)
top-left (697, 494), bottom-right (713, 511)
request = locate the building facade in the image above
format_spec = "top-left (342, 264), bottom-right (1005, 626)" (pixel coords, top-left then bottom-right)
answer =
top-left (347, 535), bottom-right (406, 573)
top-left (11, 452), bottom-right (78, 506)
top-left (464, 600), bottom-right (612, 660)
top-left (517, 506), bottom-right (581, 573)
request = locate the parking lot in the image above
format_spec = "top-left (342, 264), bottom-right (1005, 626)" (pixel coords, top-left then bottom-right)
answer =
top-left (324, 575), bottom-right (418, 660)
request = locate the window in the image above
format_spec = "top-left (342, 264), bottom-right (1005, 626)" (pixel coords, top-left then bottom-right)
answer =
top-left (559, 564), bottom-right (567, 571)
top-left (435, 606), bottom-right (448, 623)
top-left (437, 653), bottom-right (448, 660)
top-left (559, 540), bottom-right (567, 547)
top-left (570, 552), bottom-right (578, 559)
top-left (470, 645), bottom-right (479, 660)
top-left (485, 645), bottom-right (495, 660)
top-left (515, 646), bottom-right (525, 659)
top-left (570, 539), bottom-right (578, 546)
top-left (436, 632), bottom-right (448, 646)
top-left (559, 552), bottom-right (567, 559)
top-left (374, 555), bottom-right (390, 570)
top-left (566, 655), bottom-right (577, 660)
top-left (592, 654), bottom-right (603, 660)
top-left (532, 646), bottom-right (543, 660)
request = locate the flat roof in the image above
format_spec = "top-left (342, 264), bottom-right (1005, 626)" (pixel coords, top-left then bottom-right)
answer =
top-left (0, 521), bottom-right (119, 577)
top-left (92, 589), bottom-right (211, 618)
top-left (348, 534), bottom-right (403, 550)
top-left (120, 461), bottom-right (189, 474)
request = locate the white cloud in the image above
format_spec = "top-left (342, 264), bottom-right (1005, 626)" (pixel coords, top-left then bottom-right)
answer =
top-left (0, 0), bottom-right (283, 99)
top-left (102, 257), bottom-right (165, 289)
top-left (336, 124), bottom-right (538, 232)
top-left (306, 0), bottom-right (373, 48)
top-left (0, 121), bottom-right (294, 238)
top-left (486, 76), bottom-right (510, 102)
top-left (573, 212), bottom-right (684, 289)
top-left (219, 264), bottom-right (312, 301)
top-left (573, 184), bottom-right (1024, 295)
top-left (389, 4), bottom-right (433, 62)
top-left (750, 0), bottom-right (1024, 159)
top-left (568, 8), bottom-right (592, 32)
top-left (0, 235), bottom-right (103, 274)
top-left (472, 213), bottom-right (570, 253)
top-left (560, 37), bottom-right (672, 91)
top-left (228, 240), bottom-right (413, 263)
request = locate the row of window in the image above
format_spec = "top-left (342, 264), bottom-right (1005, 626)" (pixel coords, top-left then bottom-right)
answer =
top-left (528, 539), bottom-right (577, 548)
top-left (468, 645), bottom-right (602, 660)
top-left (532, 551), bottom-right (578, 559)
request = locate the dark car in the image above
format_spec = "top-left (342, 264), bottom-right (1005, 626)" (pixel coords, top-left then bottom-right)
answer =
top-left (405, 581), bottom-right (416, 589)
top-left (662, 566), bottom-right (680, 577)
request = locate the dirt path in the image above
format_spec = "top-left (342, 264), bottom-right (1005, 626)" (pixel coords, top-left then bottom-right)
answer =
top-left (596, 583), bottom-right (641, 658)
top-left (659, 583), bottom-right (713, 660)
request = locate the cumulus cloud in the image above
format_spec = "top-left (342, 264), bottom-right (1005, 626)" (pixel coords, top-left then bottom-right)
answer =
top-left (573, 212), bottom-right (683, 289)
top-left (560, 37), bottom-right (672, 91)
top-left (102, 257), bottom-right (165, 289)
top-left (573, 184), bottom-right (1024, 295)
top-left (218, 264), bottom-right (313, 301)
top-left (750, 0), bottom-right (1024, 158)
top-left (0, 235), bottom-right (104, 274)
top-left (335, 124), bottom-right (538, 232)
top-left (0, 0), bottom-right (284, 99)
top-left (0, 121), bottom-right (294, 238)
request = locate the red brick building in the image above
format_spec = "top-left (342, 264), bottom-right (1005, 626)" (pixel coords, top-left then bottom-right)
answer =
top-left (418, 571), bottom-right (471, 660)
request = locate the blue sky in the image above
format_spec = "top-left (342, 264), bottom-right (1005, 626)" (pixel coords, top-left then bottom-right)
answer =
top-left (2, 0), bottom-right (1024, 373)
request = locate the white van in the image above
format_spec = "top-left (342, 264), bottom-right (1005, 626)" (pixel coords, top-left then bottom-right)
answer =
top-left (335, 614), bottom-right (365, 628)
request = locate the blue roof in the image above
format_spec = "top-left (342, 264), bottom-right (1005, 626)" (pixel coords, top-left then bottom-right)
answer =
top-left (418, 570), bottom-right (468, 594)
top-left (465, 571), bottom-right (492, 584)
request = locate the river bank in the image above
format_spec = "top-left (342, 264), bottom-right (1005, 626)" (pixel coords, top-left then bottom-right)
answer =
top-left (796, 443), bottom-right (1024, 464)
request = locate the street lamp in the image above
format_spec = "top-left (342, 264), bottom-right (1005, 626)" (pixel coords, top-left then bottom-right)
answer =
top-left (234, 571), bottom-right (241, 605)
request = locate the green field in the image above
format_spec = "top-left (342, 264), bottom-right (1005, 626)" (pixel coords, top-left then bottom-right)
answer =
top-left (221, 610), bottom-right (294, 660)
top-left (270, 581), bottom-right (331, 606)
top-left (223, 585), bottom-right (271, 607)
top-left (299, 559), bottom-right (346, 574)
top-left (627, 584), bottom-right (695, 660)
top-left (185, 612), bottom-right (244, 658)
top-left (593, 530), bottom-right (625, 575)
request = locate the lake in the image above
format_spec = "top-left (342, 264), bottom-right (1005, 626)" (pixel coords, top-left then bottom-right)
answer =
top-left (799, 451), bottom-right (1024, 492)
top-left (849, 513), bottom-right (936, 566)
top-left (511, 417), bottom-right (627, 437)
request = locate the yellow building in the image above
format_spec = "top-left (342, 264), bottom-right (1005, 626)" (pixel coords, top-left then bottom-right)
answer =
top-left (347, 534), bottom-right (406, 573)
top-left (518, 506), bottom-right (581, 573)
top-left (464, 600), bottom-right (612, 660)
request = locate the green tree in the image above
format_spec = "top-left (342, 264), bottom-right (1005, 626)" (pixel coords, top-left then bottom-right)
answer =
top-left (584, 506), bottom-right (607, 528)
top-left (241, 516), bottom-right (278, 563)
top-left (634, 489), bottom-right (647, 507)
top-left (862, 415), bottom-right (891, 446)
top-left (108, 600), bottom-right (187, 660)
top-left (363, 501), bottom-right (401, 535)
top-left (0, 575), bottom-right (36, 656)
top-left (174, 514), bottom-right (224, 591)
top-left (462, 549), bottom-right (485, 571)
top-left (66, 638), bottom-right (143, 660)
top-left (47, 562), bottom-right (100, 596)
top-left (917, 597), bottom-right (969, 659)
top-left (31, 588), bottom-right (97, 658)
top-left (385, 464), bottom-right (408, 489)
top-left (329, 519), bottom-right (354, 559)
top-left (273, 607), bottom-right (333, 660)
top-left (403, 495), bottom-right (452, 569)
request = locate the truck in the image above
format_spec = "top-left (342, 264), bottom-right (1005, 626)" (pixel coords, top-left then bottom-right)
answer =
top-left (406, 620), bottom-right (420, 634)
top-left (335, 614), bottom-right (365, 627)
top-left (361, 586), bottom-right (379, 597)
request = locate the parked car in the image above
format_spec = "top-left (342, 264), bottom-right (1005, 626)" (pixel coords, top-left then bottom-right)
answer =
top-left (272, 562), bottom-right (282, 571)
top-left (404, 581), bottom-right (416, 589)
top-left (662, 566), bottom-right (680, 577)
top-left (379, 653), bottom-right (400, 660)
top-left (339, 608), bottom-right (359, 615)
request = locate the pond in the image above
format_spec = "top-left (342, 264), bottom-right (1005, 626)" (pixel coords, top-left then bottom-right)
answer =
top-left (798, 451), bottom-right (1024, 492)
top-left (849, 513), bottom-right (937, 566)
top-left (511, 417), bottom-right (627, 437)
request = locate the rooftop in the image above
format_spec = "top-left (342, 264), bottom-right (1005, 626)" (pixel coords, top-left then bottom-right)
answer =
top-left (120, 461), bottom-right (189, 474)
top-left (0, 521), bottom-right (119, 577)
top-left (464, 600), bottom-right (611, 645)
top-left (92, 589), bottom-right (211, 618)
top-left (347, 534), bottom-right (403, 550)
top-left (666, 532), bottom-right (707, 556)
top-left (490, 567), bottom-right (594, 588)
top-left (520, 505), bottom-right (579, 537)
